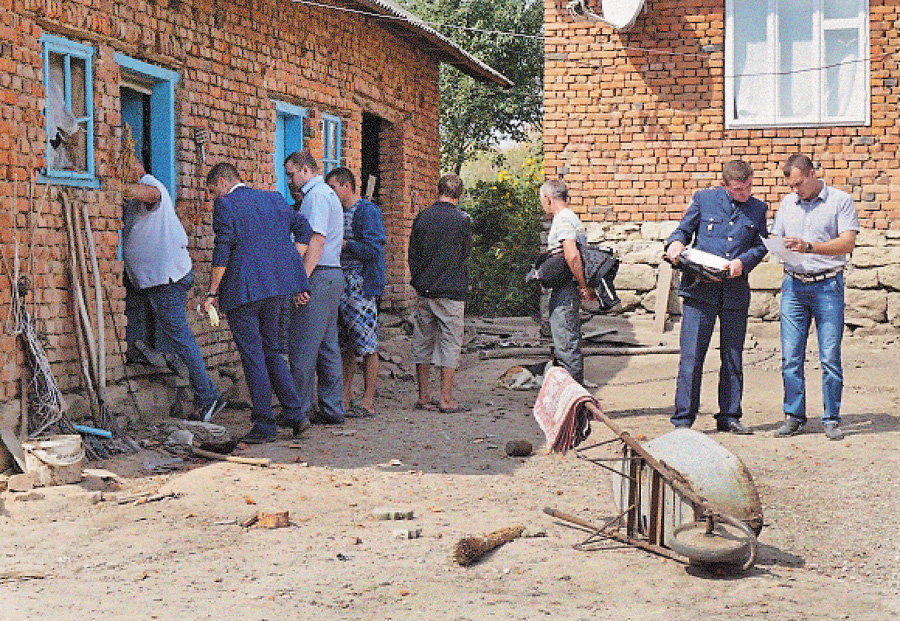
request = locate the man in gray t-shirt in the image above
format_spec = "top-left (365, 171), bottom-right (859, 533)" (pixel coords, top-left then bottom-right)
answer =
top-left (771, 154), bottom-right (860, 441)
top-left (540, 179), bottom-right (595, 384)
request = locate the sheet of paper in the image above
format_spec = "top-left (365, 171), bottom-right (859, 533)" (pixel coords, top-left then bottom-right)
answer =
top-left (763, 235), bottom-right (805, 267)
top-left (681, 247), bottom-right (730, 270)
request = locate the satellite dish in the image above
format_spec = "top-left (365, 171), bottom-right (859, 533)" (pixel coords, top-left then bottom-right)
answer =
top-left (601, 0), bottom-right (645, 30)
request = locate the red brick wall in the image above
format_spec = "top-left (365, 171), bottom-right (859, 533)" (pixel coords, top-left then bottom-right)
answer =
top-left (544, 0), bottom-right (900, 228)
top-left (0, 0), bottom-right (439, 400)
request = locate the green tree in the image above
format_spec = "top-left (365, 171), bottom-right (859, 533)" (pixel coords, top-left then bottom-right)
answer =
top-left (462, 154), bottom-right (544, 316)
top-left (399, 0), bottom-right (544, 173)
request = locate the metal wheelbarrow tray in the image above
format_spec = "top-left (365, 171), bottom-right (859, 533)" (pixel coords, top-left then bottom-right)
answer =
top-left (545, 402), bottom-right (762, 572)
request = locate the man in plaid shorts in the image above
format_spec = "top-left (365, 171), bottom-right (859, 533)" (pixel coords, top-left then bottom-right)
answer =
top-left (326, 167), bottom-right (386, 418)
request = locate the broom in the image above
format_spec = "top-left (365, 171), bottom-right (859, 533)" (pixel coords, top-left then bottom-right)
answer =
top-left (453, 525), bottom-right (525, 566)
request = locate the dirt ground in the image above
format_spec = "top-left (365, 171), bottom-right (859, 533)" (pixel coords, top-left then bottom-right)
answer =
top-left (1, 314), bottom-right (899, 620)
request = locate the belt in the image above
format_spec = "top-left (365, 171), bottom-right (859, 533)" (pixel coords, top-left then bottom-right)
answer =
top-left (786, 267), bottom-right (843, 283)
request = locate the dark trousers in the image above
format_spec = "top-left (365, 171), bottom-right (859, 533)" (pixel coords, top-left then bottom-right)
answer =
top-left (672, 298), bottom-right (748, 426)
top-left (227, 295), bottom-right (303, 435)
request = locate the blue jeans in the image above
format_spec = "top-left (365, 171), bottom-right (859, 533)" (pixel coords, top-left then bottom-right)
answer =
top-left (143, 271), bottom-right (219, 409)
top-left (227, 295), bottom-right (303, 435)
top-left (549, 281), bottom-right (583, 384)
top-left (289, 267), bottom-right (345, 420)
top-left (672, 299), bottom-right (747, 426)
top-left (124, 272), bottom-right (175, 358)
top-left (780, 273), bottom-right (845, 423)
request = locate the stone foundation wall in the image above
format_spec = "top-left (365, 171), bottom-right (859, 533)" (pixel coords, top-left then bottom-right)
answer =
top-left (589, 221), bottom-right (900, 332)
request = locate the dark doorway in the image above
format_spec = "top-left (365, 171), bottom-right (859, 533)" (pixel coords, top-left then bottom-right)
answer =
top-left (361, 112), bottom-right (383, 203)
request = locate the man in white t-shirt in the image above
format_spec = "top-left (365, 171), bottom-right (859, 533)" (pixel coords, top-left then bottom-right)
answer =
top-left (120, 159), bottom-right (224, 422)
top-left (539, 179), bottom-right (595, 384)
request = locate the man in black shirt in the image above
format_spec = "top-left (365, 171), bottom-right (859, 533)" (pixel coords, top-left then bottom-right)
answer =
top-left (408, 174), bottom-right (472, 413)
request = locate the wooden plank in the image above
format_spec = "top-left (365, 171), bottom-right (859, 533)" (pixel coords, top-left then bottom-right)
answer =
top-left (653, 261), bottom-right (674, 334)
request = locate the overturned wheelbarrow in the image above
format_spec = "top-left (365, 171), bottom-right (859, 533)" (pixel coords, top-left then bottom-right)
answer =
top-left (546, 403), bottom-right (761, 572)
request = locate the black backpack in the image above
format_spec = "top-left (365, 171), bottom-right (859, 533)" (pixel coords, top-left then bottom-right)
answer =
top-left (526, 244), bottom-right (621, 312)
top-left (580, 244), bottom-right (620, 312)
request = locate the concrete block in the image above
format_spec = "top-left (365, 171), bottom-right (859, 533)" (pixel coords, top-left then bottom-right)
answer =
top-left (615, 240), bottom-right (665, 265)
top-left (852, 246), bottom-right (900, 268)
top-left (748, 261), bottom-right (784, 291)
top-left (856, 229), bottom-right (886, 247)
top-left (845, 288), bottom-right (888, 322)
top-left (877, 266), bottom-right (900, 291)
top-left (845, 267), bottom-right (879, 289)
top-left (615, 291), bottom-right (643, 312)
top-left (372, 507), bottom-right (415, 520)
top-left (640, 221), bottom-right (678, 241)
top-left (887, 293), bottom-right (900, 327)
top-left (615, 263), bottom-right (657, 292)
top-left (8, 472), bottom-right (34, 492)
top-left (748, 292), bottom-right (778, 320)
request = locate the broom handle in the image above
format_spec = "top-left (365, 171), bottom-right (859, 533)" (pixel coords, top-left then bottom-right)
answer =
top-left (82, 201), bottom-right (106, 390)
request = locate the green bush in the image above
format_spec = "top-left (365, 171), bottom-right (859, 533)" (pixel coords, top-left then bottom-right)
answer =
top-left (461, 158), bottom-right (543, 317)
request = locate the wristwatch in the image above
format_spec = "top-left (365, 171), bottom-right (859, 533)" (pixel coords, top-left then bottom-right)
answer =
top-left (805, 242), bottom-right (813, 253)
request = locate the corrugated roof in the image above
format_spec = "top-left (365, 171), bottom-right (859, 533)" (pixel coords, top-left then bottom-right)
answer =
top-left (302, 0), bottom-right (513, 88)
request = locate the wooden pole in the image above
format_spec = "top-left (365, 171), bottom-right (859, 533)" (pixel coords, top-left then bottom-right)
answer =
top-left (653, 261), bottom-right (674, 334)
top-left (480, 345), bottom-right (679, 360)
top-left (81, 202), bottom-right (106, 390)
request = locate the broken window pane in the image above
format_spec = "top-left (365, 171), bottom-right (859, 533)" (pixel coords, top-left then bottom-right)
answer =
top-left (42, 36), bottom-right (94, 179)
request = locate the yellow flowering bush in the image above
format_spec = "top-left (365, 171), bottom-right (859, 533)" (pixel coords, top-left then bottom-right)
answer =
top-left (460, 159), bottom-right (544, 316)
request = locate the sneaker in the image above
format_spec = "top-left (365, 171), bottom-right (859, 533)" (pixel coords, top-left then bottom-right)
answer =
top-left (309, 412), bottom-right (344, 425)
top-left (201, 396), bottom-right (228, 423)
top-left (240, 427), bottom-right (277, 444)
top-left (774, 416), bottom-right (804, 437)
top-left (163, 353), bottom-right (189, 378)
top-left (716, 418), bottom-right (753, 435)
top-left (275, 414), bottom-right (311, 436)
top-left (134, 340), bottom-right (168, 368)
top-left (823, 421), bottom-right (845, 441)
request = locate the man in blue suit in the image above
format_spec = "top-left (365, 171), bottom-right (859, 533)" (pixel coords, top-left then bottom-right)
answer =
top-left (203, 163), bottom-right (313, 444)
top-left (664, 160), bottom-right (768, 434)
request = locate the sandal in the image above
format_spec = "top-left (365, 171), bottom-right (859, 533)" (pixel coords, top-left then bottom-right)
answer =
top-left (438, 403), bottom-right (473, 414)
top-left (347, 403), bottom-right (376, 418)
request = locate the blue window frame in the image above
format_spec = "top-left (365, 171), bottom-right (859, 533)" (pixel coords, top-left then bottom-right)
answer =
top-left (40, 34), bottom-right (97, 187)
top-left (275, 101), bottom-right (307, 204)
top-left (115, 54), bottom-right (180, 263)
top-left (115, 53), bottom-right (180, 200)
top-left (322, 113), bottom-right (342, 174)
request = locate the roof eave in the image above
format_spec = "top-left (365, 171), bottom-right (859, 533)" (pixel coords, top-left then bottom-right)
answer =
top-left (328, 0), bottom-right (514, 88)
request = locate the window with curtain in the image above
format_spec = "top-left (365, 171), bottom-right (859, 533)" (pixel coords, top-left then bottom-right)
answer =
top-left (322, 114), bottom-right (342, 174)
top-left (725, 0), bottom-right (869, 127)
top-left (41, 34), bottom-right (97, 186)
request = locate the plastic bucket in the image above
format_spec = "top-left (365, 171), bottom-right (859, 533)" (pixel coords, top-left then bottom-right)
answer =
top-left (21, 434), bottom-right (84, 486)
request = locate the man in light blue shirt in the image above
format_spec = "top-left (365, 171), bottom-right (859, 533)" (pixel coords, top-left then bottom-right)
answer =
top-left (284, 149), bottom-right (346, 424)
top-left (771, 154), bottom-right (859, 441)
top-left (120, 159), bottom-right (224, 422)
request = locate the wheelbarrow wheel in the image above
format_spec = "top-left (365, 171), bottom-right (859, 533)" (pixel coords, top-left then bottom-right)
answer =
top-left (669, 513), bottom-right (758, 571)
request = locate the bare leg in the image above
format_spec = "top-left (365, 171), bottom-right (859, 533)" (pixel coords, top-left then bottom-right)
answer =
top-left (416, 363), bottom-right (431, 407)
top-left (439, 366), bottom-right (457, 410)
top-left (342, 351), bottom-right (356, 411)
top-left (360, 352), bottom-right (379, 412)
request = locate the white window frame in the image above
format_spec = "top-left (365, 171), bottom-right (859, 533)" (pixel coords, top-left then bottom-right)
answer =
top-left (725, 0), bottom-right (870, 128)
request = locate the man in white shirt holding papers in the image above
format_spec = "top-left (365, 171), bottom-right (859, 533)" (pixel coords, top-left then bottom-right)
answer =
top-left (770, 154), bottom-right (859, 441)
